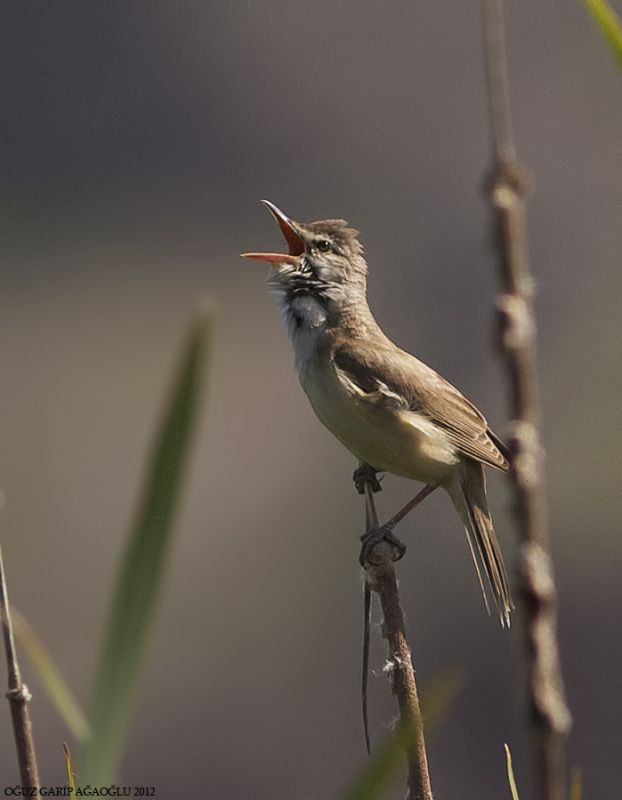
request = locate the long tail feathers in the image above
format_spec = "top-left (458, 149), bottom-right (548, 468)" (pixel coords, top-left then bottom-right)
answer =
top-left (449, 460), bottom-right (513, 627)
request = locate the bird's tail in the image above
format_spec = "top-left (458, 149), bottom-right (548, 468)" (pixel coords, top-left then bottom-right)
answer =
top-left (448, 460), bottom-right (513, 627)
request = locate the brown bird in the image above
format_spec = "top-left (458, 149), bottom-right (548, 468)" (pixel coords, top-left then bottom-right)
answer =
top-left (243, 201), bottom-right (512, 625)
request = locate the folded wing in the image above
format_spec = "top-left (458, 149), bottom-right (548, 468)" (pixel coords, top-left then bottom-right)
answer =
top-left (334, 340), bottom-right (509, 472)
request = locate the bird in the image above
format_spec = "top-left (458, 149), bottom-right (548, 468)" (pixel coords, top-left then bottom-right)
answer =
top-left (242, 200), bottom-right (512, 625)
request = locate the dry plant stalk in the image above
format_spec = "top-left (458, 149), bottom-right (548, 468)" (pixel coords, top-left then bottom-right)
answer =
top-left (0, 538), bottom-right (40, 790)
top-left (363, 484), bottom-right (432, 800)
top-left (482, 2), bottom-right (572, 798)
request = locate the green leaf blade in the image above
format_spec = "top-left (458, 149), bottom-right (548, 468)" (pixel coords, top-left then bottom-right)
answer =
top-left (585, 0), bottom-right (622, 67)
top-left (504, 743), bottom-right (521, 800)
top-left (82, 312), bottom-right (210, 783)
top-left (64, 743), bottom-right (78, 796)
top-left (342, 668), bottom-right (462, 800)
top-left (12, 609), bottom-right (90, 742)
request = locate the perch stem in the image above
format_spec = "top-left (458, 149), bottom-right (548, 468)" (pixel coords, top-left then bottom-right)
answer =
top-left (363, 484), bottom-right (433, 800)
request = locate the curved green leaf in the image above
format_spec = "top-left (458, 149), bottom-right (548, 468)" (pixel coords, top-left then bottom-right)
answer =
top-left (82, 311), bottom-right (210, 783)
top-left (504, 743), bottom-right (521, 800)
top-left (585, 0), bottom-right (622, 67)
top-left (342, 668), bottom-right (463, 800)
top-left (12, 609), bottom-right (90, 741)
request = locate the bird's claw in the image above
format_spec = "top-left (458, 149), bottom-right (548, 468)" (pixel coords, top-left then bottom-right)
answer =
top-left (359, 524), bottom-right (406, 566)
top-left (353, 464), bottom-right (382, 495)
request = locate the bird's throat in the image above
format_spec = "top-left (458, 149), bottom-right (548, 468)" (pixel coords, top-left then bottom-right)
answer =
top-left (281, 293), bottom-right (328, 334)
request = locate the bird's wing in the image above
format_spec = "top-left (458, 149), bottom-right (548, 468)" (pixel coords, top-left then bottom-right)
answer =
top-left (334, 341), bottom-right (510, 472)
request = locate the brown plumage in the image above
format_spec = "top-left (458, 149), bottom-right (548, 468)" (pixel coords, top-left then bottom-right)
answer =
top-left (333, 340), bottom-right (510, 472)
top-left (243, 201), bottom-right (513, 625)
top-left (331, 333), bottom-right (512, 624)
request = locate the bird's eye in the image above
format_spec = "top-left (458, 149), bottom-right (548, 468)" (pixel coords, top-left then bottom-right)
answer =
top-left (316, 239), bottom-right (332, 253)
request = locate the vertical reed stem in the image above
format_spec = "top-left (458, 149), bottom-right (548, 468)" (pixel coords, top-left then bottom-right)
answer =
top-left (481, 3), bottom-right (572, 797)
top-left (0, 536), bottom-right (40, 790)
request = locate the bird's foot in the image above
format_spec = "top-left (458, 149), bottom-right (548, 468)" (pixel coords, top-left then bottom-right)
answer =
top-left (359, 523), bottom-right (406, 567)
top-left (353, 464), bottom-right (382, 495)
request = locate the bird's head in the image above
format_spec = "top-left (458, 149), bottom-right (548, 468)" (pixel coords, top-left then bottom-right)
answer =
top-left (241, 201), bottom-right (368, 308)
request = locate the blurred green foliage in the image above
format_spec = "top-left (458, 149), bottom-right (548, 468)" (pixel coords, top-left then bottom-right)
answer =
top-left (12, 609), bottom-right (90, 742)
top-left (81, 312), bottom-right (210, 783)
top-left (343, 668), bottom-right (463, 800)
top-left (585, 0), bottom-right (622, 66)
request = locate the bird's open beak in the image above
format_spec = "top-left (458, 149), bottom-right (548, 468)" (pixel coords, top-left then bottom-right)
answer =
top-left (241, 200), bottom-right (305, 265)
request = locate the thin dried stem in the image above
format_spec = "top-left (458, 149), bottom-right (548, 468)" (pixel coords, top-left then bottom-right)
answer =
top-left (0, 536), bottom-right (40, 790)
top-left (482, 2), bottom-right (572, 798)
top-left (363, 484), bottom-right (433, 800)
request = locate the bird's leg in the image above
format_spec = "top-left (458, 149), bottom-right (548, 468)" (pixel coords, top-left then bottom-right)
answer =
top-left (360, 525), bottom-right (407, 566)
top-left (385, 483), bottom-right (437, 529)
top-left (359, 482), bottom-right (438, 567)
top-left (359, 478), bottom-right (405, 566)
top-left (363, 477), bottom-right (379, 529)
top-left (353, 463), bottom-right (382, 495)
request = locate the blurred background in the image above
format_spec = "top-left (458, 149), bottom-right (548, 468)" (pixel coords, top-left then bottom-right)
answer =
top-left (2, 2), bottom-right (621, 797)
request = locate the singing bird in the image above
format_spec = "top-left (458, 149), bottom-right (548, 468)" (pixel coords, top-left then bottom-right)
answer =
top-left (242, 201), bottom-right (512, 625)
